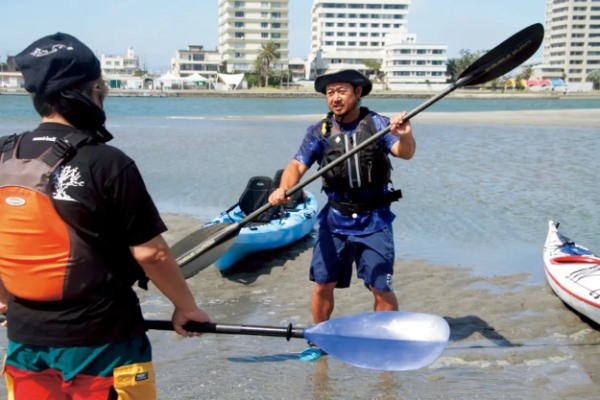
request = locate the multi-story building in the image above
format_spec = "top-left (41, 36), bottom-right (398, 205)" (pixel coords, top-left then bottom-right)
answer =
top-left (382, 30), bottom-right (447, 89)
top-left (308, 0), bottom-right (448, 90)
top-left (101, 47), bottom-right (140, 76)
top-left (170, 45), bottom-right (221, 84)
top-left (541, 0), bottom-right (600, 87)
top-left (218, 0), bottom-right (289, 73)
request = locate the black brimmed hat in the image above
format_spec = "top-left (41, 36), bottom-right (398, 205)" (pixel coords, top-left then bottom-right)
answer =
top-left (15, 32), bottom-right (101, 97)
top-left (314, 69), bottom-right (372, 97)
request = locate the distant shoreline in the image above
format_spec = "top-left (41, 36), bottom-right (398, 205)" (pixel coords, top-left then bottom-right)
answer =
top-left (2, 87), bottom-right (599, 100)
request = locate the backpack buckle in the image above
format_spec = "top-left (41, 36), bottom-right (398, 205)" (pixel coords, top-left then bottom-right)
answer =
top-left (52, 138), bottom-right (76, 160)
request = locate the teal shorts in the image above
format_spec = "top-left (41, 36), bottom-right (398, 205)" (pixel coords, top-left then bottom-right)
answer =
top-left (6, 334), bottom-right (152, 381)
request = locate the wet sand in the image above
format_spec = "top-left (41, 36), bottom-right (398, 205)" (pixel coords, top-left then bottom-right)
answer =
top-left (143, 213), bottom-right (600, 400)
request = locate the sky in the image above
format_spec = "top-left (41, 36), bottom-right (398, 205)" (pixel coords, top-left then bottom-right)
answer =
top-left (1, 0), bottom-right (545, 74)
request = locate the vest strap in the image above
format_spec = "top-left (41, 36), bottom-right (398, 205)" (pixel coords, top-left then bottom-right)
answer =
top-left (328, 189), bottom-right (403, 215)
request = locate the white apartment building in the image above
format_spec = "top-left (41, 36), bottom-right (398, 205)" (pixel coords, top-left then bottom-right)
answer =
top-left (541, 0), bottom-right (600, 87)
top-left (382, 30), bottom-right (448, 89)
top-left (218, 0), bottom-right (289, 73)
top-left (309, 0), bottom-right (410, 77)
top-left (170, 45), bottom-right (221, 83)
top-left (308, 0), bottom-right (447, 90)
top-left (101, 47), bottom-right (140, 76)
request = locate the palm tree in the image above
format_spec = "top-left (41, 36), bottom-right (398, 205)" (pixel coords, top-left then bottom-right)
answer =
top-left (363, 59), bottom-right (386, 90)
top-left (587, 70), bottom-right (600, 90)
top-left (255, 41), bottom-right (280, 87)
top-left (446, 49), bottom-right (484, 81)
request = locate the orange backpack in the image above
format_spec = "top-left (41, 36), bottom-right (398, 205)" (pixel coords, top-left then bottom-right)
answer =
top-left (0, 132), bottom-right (92, 301)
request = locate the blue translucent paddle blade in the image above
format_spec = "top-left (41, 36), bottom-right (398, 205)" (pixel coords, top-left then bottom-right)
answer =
top-left (304, 311), bottom-right (449, 371)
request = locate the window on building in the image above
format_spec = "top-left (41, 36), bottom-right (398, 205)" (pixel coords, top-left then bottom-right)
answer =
top-left (235, 22), bottom-right (244, 28)
top-left (384, 4), bottom-right (407, 9)
top-left (235, 32), bottom-right (245, 38)
top-left (235, 11), bottom-right (244, 17)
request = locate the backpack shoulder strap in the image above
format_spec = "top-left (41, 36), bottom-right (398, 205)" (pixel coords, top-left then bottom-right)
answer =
top-left (40, 132), bottom-right (95, 169)
top-left (0, 133), bottom-right (27, 163)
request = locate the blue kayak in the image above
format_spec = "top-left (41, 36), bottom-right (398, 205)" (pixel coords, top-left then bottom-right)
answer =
top-left (206, 191), bottom-right (318, 271)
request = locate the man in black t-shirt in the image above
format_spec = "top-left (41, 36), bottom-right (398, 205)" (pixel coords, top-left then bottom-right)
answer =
top-left (0, 33), bottom-right (210, 399)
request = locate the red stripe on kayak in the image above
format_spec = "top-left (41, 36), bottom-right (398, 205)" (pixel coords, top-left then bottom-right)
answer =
top-left (545, 265), bottom-right (600, 309)
top-left (551, 256), bottom-right (600, 265)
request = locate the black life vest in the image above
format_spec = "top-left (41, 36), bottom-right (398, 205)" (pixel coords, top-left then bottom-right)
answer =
top-left (319, 107), bottom-right (392, 192)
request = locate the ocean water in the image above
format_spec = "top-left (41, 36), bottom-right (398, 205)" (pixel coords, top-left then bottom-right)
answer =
top-left (1, 94), bottom-right (599, 283)
top-left (2, 94), bottom-right (600, 399)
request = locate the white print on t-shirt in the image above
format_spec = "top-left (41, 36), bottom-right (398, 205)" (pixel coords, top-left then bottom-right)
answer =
top-left (52, 165), bottom-right (84, 201)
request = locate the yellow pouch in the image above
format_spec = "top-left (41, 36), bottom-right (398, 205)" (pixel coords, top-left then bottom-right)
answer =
top-left (2, 356), bottom-right (15, 400)
top-left (113, 361), bottom-right (156, 400)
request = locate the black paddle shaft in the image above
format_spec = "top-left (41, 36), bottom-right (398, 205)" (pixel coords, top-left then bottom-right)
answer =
top-left (145, 319), bottom-right (306, 341)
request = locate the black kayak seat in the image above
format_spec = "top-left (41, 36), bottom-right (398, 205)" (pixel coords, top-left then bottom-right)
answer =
top-left (238, 176), bottom-right (281, 223)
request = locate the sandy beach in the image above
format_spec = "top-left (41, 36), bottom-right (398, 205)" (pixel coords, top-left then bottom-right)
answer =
top-left (147, 210), bottom-right (600, 400)
top-left (413, 108), bottom-right (600, 127)
top-left (261, 108), bottom-right (599, 128)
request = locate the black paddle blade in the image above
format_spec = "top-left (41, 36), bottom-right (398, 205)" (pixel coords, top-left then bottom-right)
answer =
top-left (459, 23), bottom-right (544, 87)
top-left (171, 223), bottom-right (240, 279)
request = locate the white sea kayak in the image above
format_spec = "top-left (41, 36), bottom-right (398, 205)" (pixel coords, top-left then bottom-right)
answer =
top-left (543, 220), bottom-right (600, 325)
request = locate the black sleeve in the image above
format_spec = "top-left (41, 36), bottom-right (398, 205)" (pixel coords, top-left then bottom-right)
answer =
top-left (106, 162), bottom-right (167, 246)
